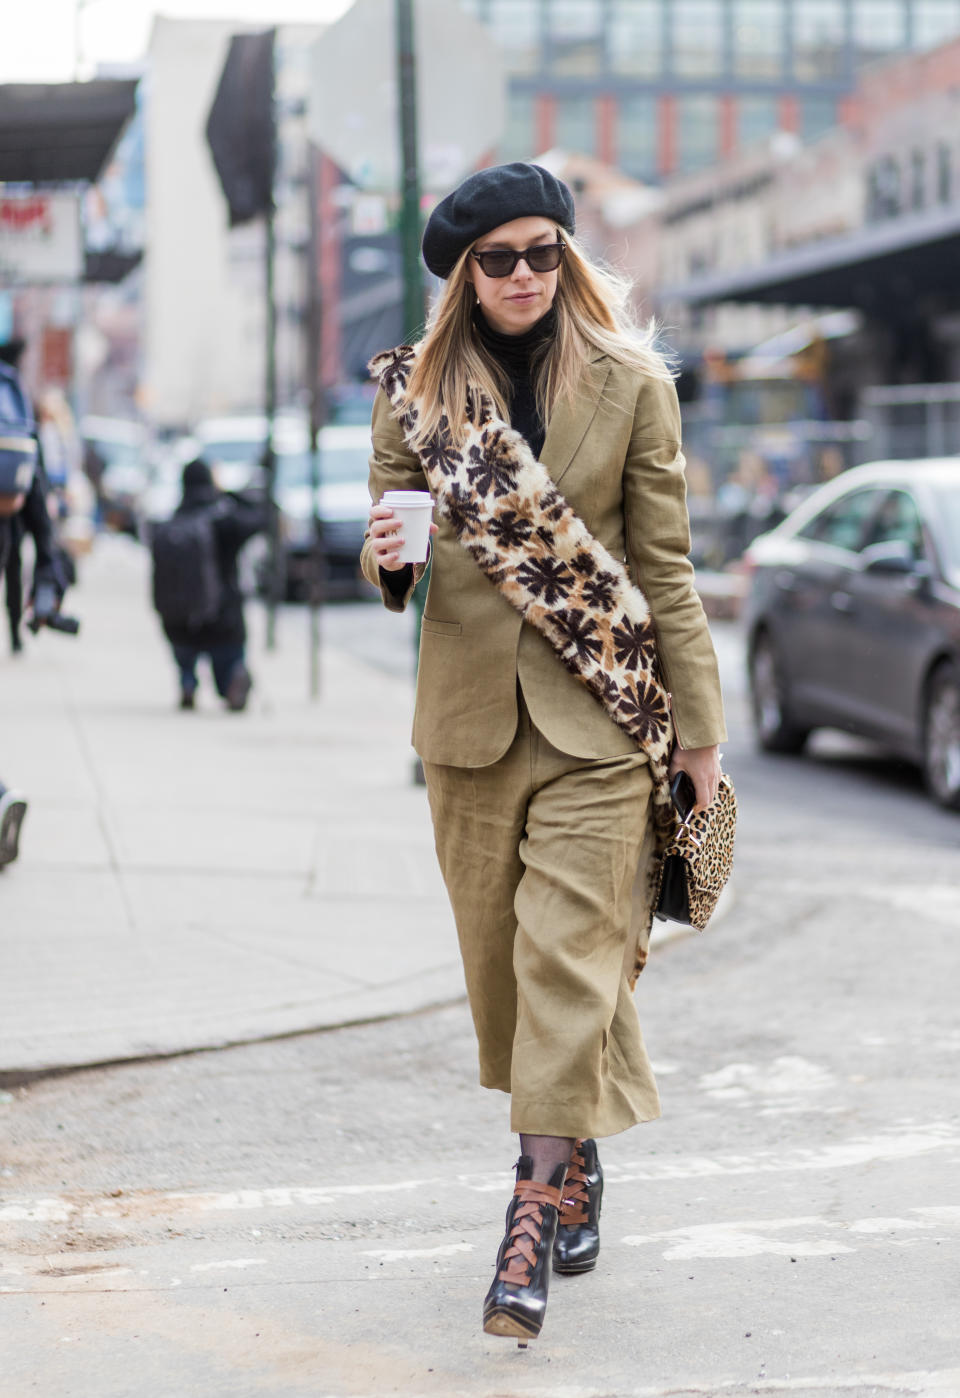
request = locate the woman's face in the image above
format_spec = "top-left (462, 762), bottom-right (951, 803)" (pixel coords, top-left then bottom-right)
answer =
top-left (468, 216), bottom-right (560, 336)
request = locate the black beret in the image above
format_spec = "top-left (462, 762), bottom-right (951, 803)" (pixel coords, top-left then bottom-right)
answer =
top-left (422, 162), bottom-right (576, 280)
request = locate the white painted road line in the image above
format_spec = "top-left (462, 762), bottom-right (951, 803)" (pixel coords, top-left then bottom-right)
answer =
top-left (362, 1243), bottom-right (475, 1262)
top-left (2, 1122), bottom-right (958, 1229)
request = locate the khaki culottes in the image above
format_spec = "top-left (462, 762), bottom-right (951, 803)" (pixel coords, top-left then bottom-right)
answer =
top-left (423, 694), bottom-right (661, 1140)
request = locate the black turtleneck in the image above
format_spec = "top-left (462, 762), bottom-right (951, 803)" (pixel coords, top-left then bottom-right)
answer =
top-left (473, 306), bottom-right (557, 458)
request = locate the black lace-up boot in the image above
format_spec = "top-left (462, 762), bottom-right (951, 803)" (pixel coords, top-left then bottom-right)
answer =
top-left (482, 1155), bottom-right (565, 1344)
top-left (552, 1137), bottom-right (603, 1275)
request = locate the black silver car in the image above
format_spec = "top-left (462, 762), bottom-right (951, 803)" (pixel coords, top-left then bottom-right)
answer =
top-left (743, 460), bottom-right (960, 809)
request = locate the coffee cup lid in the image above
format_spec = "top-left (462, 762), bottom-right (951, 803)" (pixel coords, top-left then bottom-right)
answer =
top-left (382, 490), bottom-right (432, 505)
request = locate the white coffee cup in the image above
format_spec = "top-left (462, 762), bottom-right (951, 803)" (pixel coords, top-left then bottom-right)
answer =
top-left (381, 490), bottom-right (434, 563)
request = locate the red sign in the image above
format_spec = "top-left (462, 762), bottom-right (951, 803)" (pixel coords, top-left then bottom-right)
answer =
top-left (0, 191), bottom-right (82, 284)
top-left (0, 196), bottom-right (54, 236)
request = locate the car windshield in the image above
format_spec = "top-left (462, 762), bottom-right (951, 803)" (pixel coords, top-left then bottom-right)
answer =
top-left (275, 445), bottom-right (369, 489)
top-left (94, 439), bottom-right (142, 470)
top-left (931, 484), bottom-right (960, 577)
top-left (201, 438), bottom-right (264, 464)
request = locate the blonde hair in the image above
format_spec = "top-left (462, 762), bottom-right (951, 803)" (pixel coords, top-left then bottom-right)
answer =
top-left (399, 232), bottom-right (675, 451)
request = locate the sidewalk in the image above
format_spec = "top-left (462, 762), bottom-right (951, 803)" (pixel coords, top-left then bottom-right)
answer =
top-left (0, 537), bottom-right (464, 1077)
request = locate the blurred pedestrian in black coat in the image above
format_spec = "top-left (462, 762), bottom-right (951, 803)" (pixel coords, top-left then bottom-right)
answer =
top-left (153, 457), bottom-right (267, 711)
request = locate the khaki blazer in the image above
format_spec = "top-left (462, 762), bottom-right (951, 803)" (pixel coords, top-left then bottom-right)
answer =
top-left (361, 351), bottom-right (727, 767)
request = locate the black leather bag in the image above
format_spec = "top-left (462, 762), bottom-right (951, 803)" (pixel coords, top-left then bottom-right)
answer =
top-left (655, 853), bottom-right (692, 924)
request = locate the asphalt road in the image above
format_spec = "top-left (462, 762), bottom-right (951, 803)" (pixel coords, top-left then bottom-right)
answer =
top-left (3, 605), bottom-right (959, 1398)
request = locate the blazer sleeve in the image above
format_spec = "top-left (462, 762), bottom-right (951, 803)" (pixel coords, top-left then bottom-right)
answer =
top-left (622, 375), bottom-right (727, 750)
top-left (361, 386), bottom-right (430, 613)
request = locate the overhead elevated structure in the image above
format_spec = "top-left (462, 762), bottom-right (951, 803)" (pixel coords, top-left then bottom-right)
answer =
top-left (663, 203), bottom-right (960, 315)
top-left (0, 80), bottom-right (138, 185)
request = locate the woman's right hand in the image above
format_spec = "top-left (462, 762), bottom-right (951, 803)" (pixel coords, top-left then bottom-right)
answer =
top-left (367, 502), bottom-right (437, 571)
top-left (367, 503), bottom-right (406, 571)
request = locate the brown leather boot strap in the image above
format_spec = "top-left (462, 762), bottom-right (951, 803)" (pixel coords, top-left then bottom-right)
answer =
top-left (559, 1141), bottom-right (589, 1227)
top-left (497, 1179), bottom-right (563, 1284)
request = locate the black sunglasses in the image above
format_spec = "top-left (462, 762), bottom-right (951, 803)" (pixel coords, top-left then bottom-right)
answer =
top-left (470, 241), bottom-right (565, 278)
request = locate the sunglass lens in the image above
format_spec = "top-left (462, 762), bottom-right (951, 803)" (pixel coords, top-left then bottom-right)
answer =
top-left (526, 245), bottom-right (563, 272)
top-left (480, 251), bottom-right (516, 277)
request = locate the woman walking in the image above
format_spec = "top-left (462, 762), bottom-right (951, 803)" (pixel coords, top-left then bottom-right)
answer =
top-left (361, 163), bottom-right (725, 1343)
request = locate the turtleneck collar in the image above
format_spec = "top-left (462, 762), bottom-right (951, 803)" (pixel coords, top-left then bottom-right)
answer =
top-left (473, 304), bottom-right (557, 372)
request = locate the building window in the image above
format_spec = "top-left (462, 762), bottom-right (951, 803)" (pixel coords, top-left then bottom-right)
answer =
top-left (547, 0), bottom-right (605, 77)
top-left (488, 0), bottom-right (541, 74)
top-left (677, 95), bottom-right (720, 172)
top-left (671, 0), bottom-right (726, 77)
top-left (800, 95), bottom-right (839, 138)
top-left (609, 0), bottom-right (663, 77)
top-left (910, 149), bottom-right (927, 209)
top-left (937, 142), bottom-right (953, 203)
top-left (866, 154), bottom-right (903, 219)
top-left (617, 94), bottom-right (658, 181)
top-left (554, 94), bottom-right (596, 155)
top-left (793, 0), bottom-right (846, 80)
top-left (738, 95), bottom-right (780, 148)
top-left (913, 0), bottom-right (960, 47)
top-left (732, 0), bottom-right (785, 77)
top-left (853, 0), bottom-right (907, 61)
top-left (499, 92), bottom-right (536, 162)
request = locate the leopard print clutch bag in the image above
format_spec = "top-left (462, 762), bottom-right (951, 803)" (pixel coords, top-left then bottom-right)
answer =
top-left (653, 774), bottom-right (737, 930)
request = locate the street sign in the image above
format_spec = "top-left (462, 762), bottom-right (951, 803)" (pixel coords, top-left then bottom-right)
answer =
top-left (0, 192), bottom-right (83, 285)
top-left (307, 0), bottom-right (505, 194)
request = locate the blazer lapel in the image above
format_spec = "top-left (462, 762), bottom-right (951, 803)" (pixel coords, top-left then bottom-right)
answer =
top-left (539, 353), bottom-right (611, 488)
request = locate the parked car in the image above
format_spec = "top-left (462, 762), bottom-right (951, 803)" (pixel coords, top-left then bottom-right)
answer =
top-left (274, 423), bottom-right (374, 600)
top-left (139, 417), bottom-right (373, 600)
top-left (743, 459), bottom-right (960, 809)
top-left (137, 435), bottom-right (200, 533)
top-left (80, 416), bottom-right (152, 534)
top-left (190, 412), bottom-right (309, 490)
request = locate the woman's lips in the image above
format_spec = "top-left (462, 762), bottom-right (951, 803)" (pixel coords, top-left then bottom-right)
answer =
top-left (507, 293), bottom-right (538, 303)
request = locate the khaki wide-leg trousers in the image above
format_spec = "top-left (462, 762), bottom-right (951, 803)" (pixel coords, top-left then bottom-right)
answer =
top-left (423, 694), bottom-right (661, 1139)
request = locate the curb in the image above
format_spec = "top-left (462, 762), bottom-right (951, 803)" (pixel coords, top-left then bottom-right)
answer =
top-left (1, 889), bottom-right (736, 1087)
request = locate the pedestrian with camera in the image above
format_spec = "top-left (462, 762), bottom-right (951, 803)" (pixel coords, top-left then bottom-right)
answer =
top-left (362, 163), bottom-right (726, 1344)
top-left (1, 356), bottom-right (73, 870)
top-left (151, 456), bottom-right (267, 712)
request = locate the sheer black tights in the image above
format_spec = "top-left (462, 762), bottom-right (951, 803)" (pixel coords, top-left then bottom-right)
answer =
top-left (520, 1133), bottom-right (575, 1184)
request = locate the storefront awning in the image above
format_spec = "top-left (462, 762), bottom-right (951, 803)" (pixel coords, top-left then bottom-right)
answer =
top-left (662, 202), bottom-right (960, 313)
top-left (0, 80), bottom-right (138, 185)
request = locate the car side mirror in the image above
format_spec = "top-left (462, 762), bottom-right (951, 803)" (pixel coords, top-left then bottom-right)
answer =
top-left (906, 559), bottom-right (934, 594)
top-left (861, 539), bottom-right (915, 575)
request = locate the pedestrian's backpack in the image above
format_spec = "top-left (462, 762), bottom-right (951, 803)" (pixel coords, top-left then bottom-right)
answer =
top-left (150, 508), bottom-right (223, 629)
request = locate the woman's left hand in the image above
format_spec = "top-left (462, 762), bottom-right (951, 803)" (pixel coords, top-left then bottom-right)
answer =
top-left (669, 743), bottom-right (722, 814)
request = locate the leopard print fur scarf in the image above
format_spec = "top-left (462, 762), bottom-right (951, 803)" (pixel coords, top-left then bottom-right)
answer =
top-left (371, 343), bottom-right (677, 941)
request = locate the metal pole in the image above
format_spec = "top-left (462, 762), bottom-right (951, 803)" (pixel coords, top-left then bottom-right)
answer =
top-left (264, 29), bottom-right (280, 652)
top-left (306, 146), bottom-right (326, 699)
top-left (395, 0), bottom-right (424, 341)
top-left (395, 0), bottom-right (428, 784)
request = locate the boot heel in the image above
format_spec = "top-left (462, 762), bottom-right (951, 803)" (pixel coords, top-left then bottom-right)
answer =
top-left (482, 1157), bottom-right (565, 1341)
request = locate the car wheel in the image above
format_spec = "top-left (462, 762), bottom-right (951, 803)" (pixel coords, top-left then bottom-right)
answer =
top-left (749, 632), bottom-right (810, 754)
top-left (923, 662), bottom-right (960, 811)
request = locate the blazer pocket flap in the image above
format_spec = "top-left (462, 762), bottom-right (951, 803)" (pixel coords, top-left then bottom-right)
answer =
top-left (421, 617), bottom-right (462, 637)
